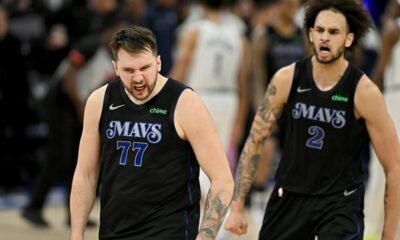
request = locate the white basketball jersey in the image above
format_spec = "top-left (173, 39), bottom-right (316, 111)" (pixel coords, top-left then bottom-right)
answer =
top-left (76, 47), bottom-right (114, 101)
top-left (384, 39), bottom-right (400, 90)
top-left (186, 19), bottom-right (242, 92)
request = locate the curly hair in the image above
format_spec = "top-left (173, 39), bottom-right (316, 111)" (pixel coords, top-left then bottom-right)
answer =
top-left (303, 0), bottom-right (372, 51)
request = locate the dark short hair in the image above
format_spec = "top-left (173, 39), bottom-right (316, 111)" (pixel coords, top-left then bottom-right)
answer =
top-left (303, 0), bottom-right (371, 51)
top-left (200, 0), bottom-right (230, 9)
top-left (109, 25), bottom-right (158, 60)
top-left (254, 0), bottom-right (279, 8)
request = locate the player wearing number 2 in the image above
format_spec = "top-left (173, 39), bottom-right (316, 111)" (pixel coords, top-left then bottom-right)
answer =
top-left (69, 25), bottom-right (233, 240)
top-left (225, 0), bottom-right (400, 239)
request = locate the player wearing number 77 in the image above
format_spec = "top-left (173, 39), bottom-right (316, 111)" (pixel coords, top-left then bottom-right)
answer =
top-left (69, 25), bottom-right (233, 240)
top-left (224, 0), bottom-right (400, 239)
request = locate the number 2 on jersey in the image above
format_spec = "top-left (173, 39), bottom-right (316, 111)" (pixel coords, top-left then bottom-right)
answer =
top-left (117, 141), bottom-right (148, 166)
top-left (306, 126), bottom-right (325, 150)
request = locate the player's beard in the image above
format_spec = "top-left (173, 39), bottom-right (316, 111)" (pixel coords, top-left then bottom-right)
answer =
top-left (145, 74), bottom-right (158, 99)
top-left (127, 74), bottom-right (158, 101)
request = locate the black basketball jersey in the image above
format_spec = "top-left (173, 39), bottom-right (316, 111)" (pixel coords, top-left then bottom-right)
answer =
top-left (276, 57), bottom-right (367, 195)
top-left (98, 78), bottom-right (200, 239)
top-left (265, 25), bottom-right (305, 85)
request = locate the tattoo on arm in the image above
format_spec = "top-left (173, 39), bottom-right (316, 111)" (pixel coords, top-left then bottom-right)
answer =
top-left (258, 84), bottom-right (282, 132)
top-left (233, 83), bottom-right (283, 203)
top-left (233, 151), bottom-right (261, 202)
top-left (199, 190), bottom-right (231, 240)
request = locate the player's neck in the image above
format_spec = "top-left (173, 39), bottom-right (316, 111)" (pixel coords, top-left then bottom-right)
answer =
top-left (273, 18), bottom-right (296, 37)
top-left (311, 56), bottom-right (348, 91)
top-left (204, 7), bottom-right (222, 23)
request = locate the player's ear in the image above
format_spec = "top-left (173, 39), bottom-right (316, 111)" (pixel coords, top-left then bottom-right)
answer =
top-left (308, 27), bottom-right (314, 43)
top-left (112, 60), bottom-right (119, 76)
top-left (345, 32), bottom-right (354, 48)
top-left (156, 55), bottom-right (161, 72)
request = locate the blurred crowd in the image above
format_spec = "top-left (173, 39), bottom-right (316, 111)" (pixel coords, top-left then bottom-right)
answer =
top-left (0, 0), bottom-right (192, 192)
top-left (0, 0), bottom-right (399, 230)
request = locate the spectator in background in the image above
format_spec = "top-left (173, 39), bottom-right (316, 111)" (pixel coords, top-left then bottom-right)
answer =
top-left (143, 0), bottom-right (181, 76)
top-left (0, 3), bottom-right (30, 191)
top-left (21, 13), bottom-right (124, 228)
top-left (46, 0), bottom-right (119, 48)
top-left (120, 0), bottom-right (147, 26)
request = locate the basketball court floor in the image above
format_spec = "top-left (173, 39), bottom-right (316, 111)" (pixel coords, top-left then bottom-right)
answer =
top-left (2, 187), bottom-right (399, 240)
top-left (0, 188), bottom-right (261, 240)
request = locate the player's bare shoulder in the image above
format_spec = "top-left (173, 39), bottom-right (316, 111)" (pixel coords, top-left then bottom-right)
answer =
top-left (84, 84), bottom-right (108, 123)
top-left (174, 88), bottom-right (200, 140)
top-left (87, 84), bottom-right (107, 107)
top-left (354, 74), bottom-right (385, 119)
top-left (270, 63), bottom-right (296, 104)
top-left (355, 74), bottom-right (382, 102)
top-left (176, 88), bottom-right (198, 109)
top-left (273, 63), bottom-right (296, 82)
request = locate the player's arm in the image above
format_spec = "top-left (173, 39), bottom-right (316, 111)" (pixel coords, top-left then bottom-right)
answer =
top-left (169, 26), bottom-right (198, 83)
top-left (355, 76), bottom-right (400, 240)
top-left (251, 26), bottom-right (268, 107)
top-left (62, 61), bottom-right (85, 121)
top-left (225, 64), bottom-right (293, 235)
top-left (70, 86), bottom-right (105, 240)
top-left (175, 89), bottom-right (234, 240)
top-left (230, 36), bottom-right (251, 147)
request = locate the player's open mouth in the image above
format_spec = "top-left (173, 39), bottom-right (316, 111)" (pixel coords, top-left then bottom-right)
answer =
top-left (134, 85), bottom-right (146, 93)
top-left (320, 46), bottom-right (330, 53)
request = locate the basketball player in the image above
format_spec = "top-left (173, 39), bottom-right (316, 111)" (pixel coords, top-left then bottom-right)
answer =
top-left (225, 0), bottom-right (400, 239)
top-left (70, 26), bottom-right (234, 240)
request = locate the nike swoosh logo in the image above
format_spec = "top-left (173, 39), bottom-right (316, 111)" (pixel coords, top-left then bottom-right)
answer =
top-left (297, 86), bottom-right (312, 93)
top-left (344, 188), bottom-right (357, 197)
top-left (109, 104), bottom-right (125, 110)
